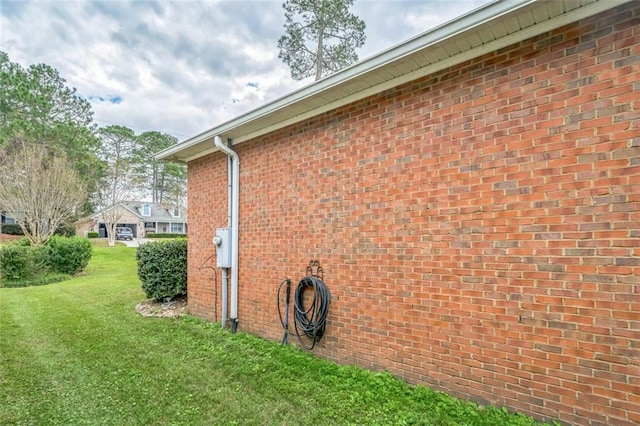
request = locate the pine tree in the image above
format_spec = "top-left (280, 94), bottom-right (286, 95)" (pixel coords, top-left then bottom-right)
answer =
top-left (278, 0), bottom-right (366, 81)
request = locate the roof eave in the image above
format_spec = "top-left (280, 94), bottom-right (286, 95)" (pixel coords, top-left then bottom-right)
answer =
top-left (157, 0), bottom-right (630, 163)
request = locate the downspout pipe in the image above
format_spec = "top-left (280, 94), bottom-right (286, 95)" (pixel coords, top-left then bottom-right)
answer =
top-left (220, 143), bottom-right (232, 329)
top-left (214, 135), bottom-right (240, 333)
top-left (221, 267), bottom-right (228, 328)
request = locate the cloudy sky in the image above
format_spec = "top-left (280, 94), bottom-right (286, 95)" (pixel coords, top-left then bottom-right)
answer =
top-left (1, 0), bottom-right (491, 141)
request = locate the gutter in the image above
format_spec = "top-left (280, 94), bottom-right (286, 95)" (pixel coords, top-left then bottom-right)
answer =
top-left (214, 136), bottom-right (240, 333)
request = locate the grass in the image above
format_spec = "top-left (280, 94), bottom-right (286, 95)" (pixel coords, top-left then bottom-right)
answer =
top-left (1, 272), bottom-right (72, 288)
top-left (0, 241), bottom-right (556, 426)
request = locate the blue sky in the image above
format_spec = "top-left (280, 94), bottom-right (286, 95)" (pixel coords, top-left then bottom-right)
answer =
top-left (1, 0), bottom-right (490, 141)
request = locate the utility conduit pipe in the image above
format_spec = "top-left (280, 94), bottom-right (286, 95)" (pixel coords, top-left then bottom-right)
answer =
top-left (214, 136), bottom-right (240, 332)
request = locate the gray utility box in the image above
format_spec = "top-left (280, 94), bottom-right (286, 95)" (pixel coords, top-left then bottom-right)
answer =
top-left (213, 227), bottom-right (232, 268)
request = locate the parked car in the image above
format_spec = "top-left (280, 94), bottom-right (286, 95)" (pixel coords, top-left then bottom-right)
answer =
top-left (115, 227), bottom-right (133, 241)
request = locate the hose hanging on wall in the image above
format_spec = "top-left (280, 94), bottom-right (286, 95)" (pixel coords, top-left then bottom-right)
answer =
top-left (277, 260), bottom-right (330, 350)
top-left (277, 278), bottom-right (292, 345)
top-left (293, 275), bottom-right (330, 350)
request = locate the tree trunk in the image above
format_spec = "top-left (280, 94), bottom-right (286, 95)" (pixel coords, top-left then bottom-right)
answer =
top-left (315, 12), bottom-right (324, 81)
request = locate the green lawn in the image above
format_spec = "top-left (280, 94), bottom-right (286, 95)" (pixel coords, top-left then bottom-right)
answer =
top-left (0, 242), bottom-right (555, 425)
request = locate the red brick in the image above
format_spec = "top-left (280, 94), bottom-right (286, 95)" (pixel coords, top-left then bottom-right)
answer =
top-left (185, 5), bottom-right (640, 426)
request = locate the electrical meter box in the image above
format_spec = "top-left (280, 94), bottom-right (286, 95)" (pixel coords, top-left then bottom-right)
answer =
top-left (213, 227), bottom-right (232, 268)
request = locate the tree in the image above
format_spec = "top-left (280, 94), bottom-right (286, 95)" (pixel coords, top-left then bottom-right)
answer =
top-left (0, 52), bottom-right (102, 213)
top-left (96, 125), bottom-right (137, 246)
top-left (0, 138), bottom-right (86, 246)
top-left (0, 51), bottom-right (97, 153)
top-left (277, 0), bottom-right (366, 81)
top-left (159, 162), bottom-right (187, 207)
top-left (133, 131), bottom-right (187, 205)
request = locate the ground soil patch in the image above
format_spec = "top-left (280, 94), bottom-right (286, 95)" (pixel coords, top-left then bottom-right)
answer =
top-left (135, 296), bottom-right (187, 318)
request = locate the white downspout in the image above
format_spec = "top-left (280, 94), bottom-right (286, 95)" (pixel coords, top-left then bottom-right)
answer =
top-left (221, 266), bottom-right (228, 328)
top-left (214, 135), bottom-right (240, 333)
top-left (220, 142), bottom-right (232, 329)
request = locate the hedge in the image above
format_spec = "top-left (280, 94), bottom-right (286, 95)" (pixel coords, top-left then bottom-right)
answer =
top-left (1, 224), bottom-right (24, 235)
top-left (146, 233), bottom-right (187, 239)
top-left (0, 236), bottom-right (92, 285)
top-left (136, 239), bottom-right (187, 301)
top-left (0, 244), bottom-right (41, 281)
top-left (1, 223), bottom-right (75, 236)
top-left (46, 236), bottom-right (92, 275)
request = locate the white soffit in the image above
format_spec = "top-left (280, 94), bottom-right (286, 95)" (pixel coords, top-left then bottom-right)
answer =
top-left (157, 0), bottom-right (631, 163)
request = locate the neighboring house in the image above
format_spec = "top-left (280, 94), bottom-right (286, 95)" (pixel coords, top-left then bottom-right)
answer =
top-left (75, 202), bottom-right (187, 238)
top-left (1, 210), bottom-right (17, 234)
top-left (1, 211), bottom-right (17, 226)
top-left (157, 1), bottom-right (639, 425)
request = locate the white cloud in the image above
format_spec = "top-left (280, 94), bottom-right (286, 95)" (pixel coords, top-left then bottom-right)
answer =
top-left (1, 0), bottom-right (491, 141)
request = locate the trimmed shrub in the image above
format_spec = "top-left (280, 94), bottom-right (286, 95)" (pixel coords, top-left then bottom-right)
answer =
top-left (136, 239), bottom-right (187, 301)
top-left (146, 233), bottom-right (187, 239)
top-left (1, 224), bottom-right (24, 235)
top-left (0, 240), bottom-right (47, 280)
top-left (0, 244), bottom-right (35, 281)
top-left (13, 237), bottom-right (32, 247)
top-left (46, 236), bottom-right (92, 275)
top-left (87, 232), bottom-right (99, 239)
top-left (0, 236), bottom-right (91, 286)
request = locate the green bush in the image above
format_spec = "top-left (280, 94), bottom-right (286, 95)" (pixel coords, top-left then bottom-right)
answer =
top-left (136, 239), bottom-right (187, 301)
top-left (1, 224), bottom-right (24, 235)
top-left (0, 236), bottom-right (91, 286)
top-left (46, 236), bottom-right (92, 275)
top-left (0, 242), bottom-right (47, 281)
top-left (0, 244), bottom-right (34, 281)
top-left (13, 237), bottom-right (33, 247)
top-left (146, 233), bottom-right (187, 239)
top-left (87, 232), bottom-right (99, 239)
top-left (55, 224), bottom-right (76, 237)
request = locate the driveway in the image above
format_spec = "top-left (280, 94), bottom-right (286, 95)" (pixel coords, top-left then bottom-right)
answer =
top-left (120, 238), bottom-right (152, 248)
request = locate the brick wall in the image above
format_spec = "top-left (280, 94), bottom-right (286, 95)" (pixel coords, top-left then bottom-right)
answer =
top-left (187, 153), bottom-right (228, 321)
top-left (187, 4), bottom-right (639, 425)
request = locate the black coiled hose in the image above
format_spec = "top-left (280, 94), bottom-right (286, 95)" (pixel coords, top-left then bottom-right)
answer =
top-left (293, 276), bottom-right (330, 350)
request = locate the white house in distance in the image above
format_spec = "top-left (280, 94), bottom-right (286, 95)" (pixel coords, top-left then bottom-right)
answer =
top-left (76, 202), bottom-right (187, 238)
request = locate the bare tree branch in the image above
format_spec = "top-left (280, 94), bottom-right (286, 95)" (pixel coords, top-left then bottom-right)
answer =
top-left (0, 137), bottom-right (86, 245)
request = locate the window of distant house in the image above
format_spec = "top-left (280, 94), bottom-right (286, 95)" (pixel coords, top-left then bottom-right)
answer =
top-left (144, 222), bottom-right (156, 229)
top-left (171, 223), bottom-right (183, 233)
top-left (142, 204), bottom-right (151, 217)
top-left (171, 206), bottom-right (180, 217)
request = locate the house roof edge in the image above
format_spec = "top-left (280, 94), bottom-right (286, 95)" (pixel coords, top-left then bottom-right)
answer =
top-left (157, 0), bottom-right (631, 163)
